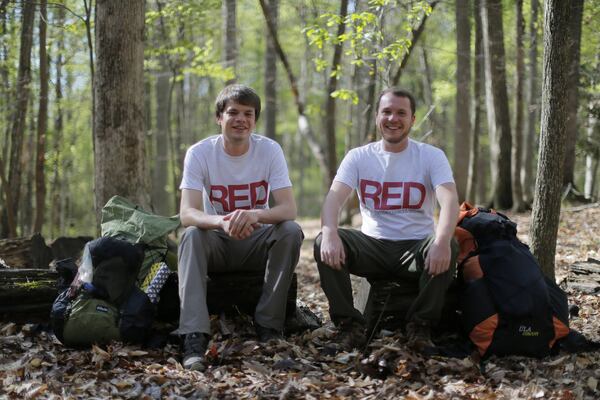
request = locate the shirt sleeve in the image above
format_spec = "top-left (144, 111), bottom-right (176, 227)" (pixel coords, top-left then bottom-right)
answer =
top-left (333, 149), bottom-right (359, 190)
top-left (429, 147), bottom-right (455, 188)
top-left (268, 142), bottom-right (293, 191)
top-left (179, 146), bottom-right (205, 191)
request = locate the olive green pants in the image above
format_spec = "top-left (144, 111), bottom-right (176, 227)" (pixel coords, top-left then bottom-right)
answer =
top-left (315, 228), bottom-right (458, 327)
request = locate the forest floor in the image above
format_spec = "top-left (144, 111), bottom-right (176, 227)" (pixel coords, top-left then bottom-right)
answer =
top-left (1, 205), bottom-right (599, 399)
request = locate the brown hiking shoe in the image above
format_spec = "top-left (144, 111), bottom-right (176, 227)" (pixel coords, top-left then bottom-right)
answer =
top-left (336, 319), bottom-right (367, 351)
top-left (406, 321), bottom-right (435, 351)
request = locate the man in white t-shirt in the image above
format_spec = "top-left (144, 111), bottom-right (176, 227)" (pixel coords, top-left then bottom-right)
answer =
top-left (315, 88), bottom-right (459, 351)
top-left (177, 84), bottom-right (303, 371)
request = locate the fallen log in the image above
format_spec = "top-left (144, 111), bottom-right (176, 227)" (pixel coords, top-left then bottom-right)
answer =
top-left (0, 268), bottom-right (58, 322)
top-left (567, 258), bottom-right (600, 294)
top-left (0, 233), bottom-right (53, 269)
top-left (0, 269), bottom-right (315, 332)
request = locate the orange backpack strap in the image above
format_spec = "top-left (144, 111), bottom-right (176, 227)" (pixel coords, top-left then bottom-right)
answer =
top-left (457, 201), bottom-right (479, 225)
top-left (454, 202), bottom-right (480, 263)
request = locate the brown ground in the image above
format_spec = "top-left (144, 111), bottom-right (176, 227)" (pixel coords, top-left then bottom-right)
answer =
top-left (1, 205), bottom-right (599, 399)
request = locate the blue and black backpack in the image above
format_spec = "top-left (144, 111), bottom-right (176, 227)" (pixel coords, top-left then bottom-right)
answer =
top-left (454, 203), bottom-right (570, 358)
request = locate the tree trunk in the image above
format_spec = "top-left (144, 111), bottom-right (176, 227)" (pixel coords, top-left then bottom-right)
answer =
top-left (223, 0), bottom-right (237, 84)
top-left (152, 71), bottom-right (171, 216)
top-left (454, 0), bottom-right (471, 203)
top-left (94, 0), bottom-right (149, 224)
top-left (21, 112), bottom-right (35, 235)
top-left (512, 0), bottom-right (525, 211)
top-left (481, 0), bottom-right (512, 209)
top-left (362, 59), bottom-right (378, 143)
top-left (562, 0), bottom-right (584, 190)
top-left (324, 0), bottom-right (349, 188)
top-left (264, 0), bottom-right (278, 142)
top-left (259, 0), bottom-right (329, 184)
top-left (50, 5), bottom-right (65, 239)
top-left (34, 0), bottom-right (48, 234)
top-left (584, 67), bottom-right (599, 200)
top-left (529, 0), bottom-right (572, 280)
top-left (419, 48), bottom-right (439, 141)
top-left (4, 0), bottom-right (35, 238)
top-left (523, 0), bottom-right (540, 205)
top-left (391, 1), bottom-right (439, 86)
top-left (467, 0), bottom-right (485, 205)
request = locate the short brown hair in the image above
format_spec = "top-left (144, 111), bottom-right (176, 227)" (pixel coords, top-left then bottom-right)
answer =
top-left (375, 88), bottom-right (416, 116)
top-left (215, 84), bottom-right (261, 121)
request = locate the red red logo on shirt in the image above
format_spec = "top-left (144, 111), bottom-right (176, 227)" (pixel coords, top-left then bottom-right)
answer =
top-left (209, 180), bottom-right (268, 212)
top-left (359, 179), bottom-right (425, 210)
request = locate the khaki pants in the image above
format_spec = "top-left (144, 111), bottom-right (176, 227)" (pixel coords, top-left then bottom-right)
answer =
top-left (314, 228), bottom-right (457, 327)
top-left (177, 221), bottom-right (303, 335)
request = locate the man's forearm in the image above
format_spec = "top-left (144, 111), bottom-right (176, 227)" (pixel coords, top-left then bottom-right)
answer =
top-left (180, 208), bottom-right (223, 230)
top-left (253, 203), bottom-right (297, 225)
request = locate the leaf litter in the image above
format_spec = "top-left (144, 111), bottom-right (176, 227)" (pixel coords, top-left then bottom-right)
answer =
top-left (1, 206), bottom-right (600, 398)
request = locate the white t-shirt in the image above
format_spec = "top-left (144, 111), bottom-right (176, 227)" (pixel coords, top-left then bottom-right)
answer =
top-left (334, 139), bottom-right (454, 240)
top-left (180, 134), bottom-right (292, 215)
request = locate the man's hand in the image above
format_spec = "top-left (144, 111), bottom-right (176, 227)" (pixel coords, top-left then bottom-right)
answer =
top-left (425, 238), bottom-right (451, 276)
top-left (320, 228), bottom-right (346, 270)
top-left (222, 209), bottom-right (259, 240)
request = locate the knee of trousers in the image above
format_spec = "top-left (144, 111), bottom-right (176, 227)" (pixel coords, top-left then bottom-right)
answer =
top-left (272, 220), bottom-right (304, 245)
top-left (179, 226), bottom-right (212, 255)
top-left (313, 232), bottom-right (323, 263)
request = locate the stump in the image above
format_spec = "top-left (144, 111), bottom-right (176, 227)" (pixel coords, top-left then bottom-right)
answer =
top-left (206, 272), bottom-right (297, 317)
top-left (0, 234), bottom-right (53, 269)
top-left (355, 277), bottom-right (459, 336)
top-left (355, 278), bottom-right (418, 334)
top-left (49, 236), bottom-right (93, 261)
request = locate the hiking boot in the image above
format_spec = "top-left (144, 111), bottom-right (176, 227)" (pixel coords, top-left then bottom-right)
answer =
top-left (406, 321), bottom-right (435, 351)
top-left (182, 332), bottom-right (209, 371)
top-left (255, 323), bottom-right (284, 343)
top-left (336, 319), bottom-right (367, 351)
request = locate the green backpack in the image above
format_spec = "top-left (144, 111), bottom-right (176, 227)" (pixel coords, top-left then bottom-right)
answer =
top-left (62, 294), bottom-right (121, 347)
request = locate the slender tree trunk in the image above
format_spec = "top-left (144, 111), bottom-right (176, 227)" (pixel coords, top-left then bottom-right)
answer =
top-left (467, 0), bottom-right (485, 205)
top-left (259, 0), bottom-right (328, 181)
top-left (264, 0), bottom-right (278, 141)
top-left (584, 52), bottom-right (600, 200)
top-left (22, 111), bottom-right (35, 234)
top-left (420, 47), bottom-right (439, 141)
top-left (454, 0), bottom-right (471, 202)
top-left (152, 71), bottom-right (170, 216)
top-left (34, 0), bottom-right (48, 233)
top-left (523, 0), bottom-right (539, 205)
top-left (83, 0), bottom-right (95, 142)
top-left (481, 0), bottom-right (512, 209)
top-left (512, 0), bottom-right (525, 211)
top-left (94, 0), bottom-right (149, 223)
top-left (362, 58), bottom-right (378, 143)
top-left (584, 100), bottom-right (599, 200)
top-left (562, 0), bottom-right (584, 190)
top-left (50, 5), bottom-right (65, 239)
top-left (5, 0), bottom-right (35, 238)
top-left (529, 0), bottom-right (572, 280)
top-left (391, 1), bottom-right (439, 86)
top-left (223, 0), bottom-right (237, 84)
top-left (324, 0), bottom-right (349, 188)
